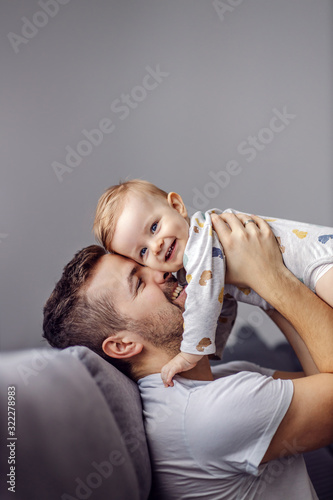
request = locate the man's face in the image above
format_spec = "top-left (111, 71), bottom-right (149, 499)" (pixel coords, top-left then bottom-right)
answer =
top-left (87, 253), bottom-right (187, 350)
top-left (111, 192), bottom-right (189, 272)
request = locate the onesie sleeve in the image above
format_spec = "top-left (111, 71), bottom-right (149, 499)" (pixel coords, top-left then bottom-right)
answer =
top-left (180, 210), bottom-right (225, 356)
top-left (185, 371), bottom-right (294, 476)
top-left (224, 283), bottom-right (274, 311)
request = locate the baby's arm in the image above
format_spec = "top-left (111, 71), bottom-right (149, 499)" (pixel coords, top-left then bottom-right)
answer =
top-left (161, 352), bottom-right (203, 387)
top-left (160, 210), bottom-right (225, 386)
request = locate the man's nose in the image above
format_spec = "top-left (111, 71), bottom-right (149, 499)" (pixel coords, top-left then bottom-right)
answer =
top-left (150, 270), bottom-right (171, 284)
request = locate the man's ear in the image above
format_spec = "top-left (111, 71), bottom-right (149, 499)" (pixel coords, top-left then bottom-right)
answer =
top-left (167, 192), bottom-right (188, 218)
top-left (102, 333), bottom-right (143, 360)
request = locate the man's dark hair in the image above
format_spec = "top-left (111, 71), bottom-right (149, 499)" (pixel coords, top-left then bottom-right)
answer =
top-left (43, 245), bottom-right (132, 377)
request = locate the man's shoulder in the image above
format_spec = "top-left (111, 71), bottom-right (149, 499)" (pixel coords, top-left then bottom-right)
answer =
top-left (138, 362), bottom-right (277, 406)
top-left (183, 369), bottom-right (293, 468)
top-left (211, 360), bottom-right (275, 379)
top-left (138, 365), bottom-right (293, 423)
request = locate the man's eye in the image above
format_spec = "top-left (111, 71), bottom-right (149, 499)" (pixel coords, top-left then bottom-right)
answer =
top-left (140, 248), bottom-right (147, 258)
top-left (136, 278), bottom-right (142, 291)
top-left (151, 222), bottom-right (158, 233)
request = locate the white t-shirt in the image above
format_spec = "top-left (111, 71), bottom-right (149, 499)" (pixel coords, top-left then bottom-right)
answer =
top-left (138, 361), bottom-right (318, 500)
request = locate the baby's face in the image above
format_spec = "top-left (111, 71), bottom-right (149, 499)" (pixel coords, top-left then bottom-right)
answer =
top-left (111, 192), bottom-right (189, 272)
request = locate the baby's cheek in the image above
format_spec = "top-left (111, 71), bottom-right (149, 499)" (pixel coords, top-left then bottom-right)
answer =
top-left (118, 248), bottom-right (139, 263)
top-left (148, 256), bottom-right (168, 271)
top-left (170, 249), bottom-right (185, 272)
top-left (165, 260), bottom-right (183, 273)
top-left (177, 240), bottom-right (187, 266)
top-left (173, 261), bottom-right (185, 272)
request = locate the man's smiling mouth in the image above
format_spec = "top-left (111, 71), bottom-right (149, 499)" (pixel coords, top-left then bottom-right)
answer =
top-left (171, 284), bottom-right (183, 301)
top-left (165, 240), bottom-right (176, 261)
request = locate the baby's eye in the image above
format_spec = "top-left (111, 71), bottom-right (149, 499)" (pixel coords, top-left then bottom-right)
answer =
top-left (140, 248), bottom-right (147, 258)
top-left (151, 222), bottom-right (158, 233)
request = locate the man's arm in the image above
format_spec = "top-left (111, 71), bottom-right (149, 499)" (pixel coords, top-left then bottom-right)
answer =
top-left (260, 270), bottom-right (333, 373)
top-left (262, 374), bottom-right (333, 462)
top-left (316, 266), bottom-right (333, 307)
top-left (268, 309), bottom-right (319, 376)
top-left (211, 212), bottom-right (333, 373)
top-left (212, 212), bottom-right (333, 461)
top-left (262, 312), bottom-right (333, 462)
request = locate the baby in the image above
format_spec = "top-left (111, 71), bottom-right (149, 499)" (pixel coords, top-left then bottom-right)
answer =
top-left (94, 179), bottom-right (333, 386)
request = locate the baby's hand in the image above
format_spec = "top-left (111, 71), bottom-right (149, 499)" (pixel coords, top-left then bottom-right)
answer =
top-left (161, 353), bottom-right (203, 388)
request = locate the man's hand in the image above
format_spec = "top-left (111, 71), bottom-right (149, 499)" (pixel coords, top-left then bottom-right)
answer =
top-left (213, 211), bottom-right (333, 373)
top-left (160, 352), bottom-right (203, 388)
top-left (211, 212), bottom-right (285, 295)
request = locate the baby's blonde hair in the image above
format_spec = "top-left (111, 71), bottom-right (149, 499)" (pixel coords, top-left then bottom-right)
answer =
top-left (94, 179), bottom-right (168, 251)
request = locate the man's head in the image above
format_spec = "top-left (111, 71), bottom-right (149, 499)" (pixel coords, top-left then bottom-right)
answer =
top-left (94, 179), bottom-right (190, 272)
top-left (43, 245), bottom-right (186, 380)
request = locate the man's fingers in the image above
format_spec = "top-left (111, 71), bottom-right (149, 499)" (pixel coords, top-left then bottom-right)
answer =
top-left (214, 212), bottom-right (270, 234)
top-left (248, 214), bottom-right (271, 232)
top-left (213, 212), bottom-right (256, 232)
top-left (211, 213), bottom-right (231, 234)
top-left (219, 212), bottom-right (245, 230)
top-left (233, 213), bottom-right (260, 231)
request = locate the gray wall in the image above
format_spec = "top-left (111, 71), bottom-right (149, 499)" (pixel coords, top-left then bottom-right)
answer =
top-left (1, 0), bottom-right (332, 351)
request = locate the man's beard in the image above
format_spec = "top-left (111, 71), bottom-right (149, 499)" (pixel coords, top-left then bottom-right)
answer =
top-left (128, 278), bottom-right (184, 356)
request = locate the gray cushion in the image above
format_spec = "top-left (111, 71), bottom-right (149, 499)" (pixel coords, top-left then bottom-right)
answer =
top-left (0, 347), bottom-right (150, 500)
top-left (68, 345), bottom-right (152, 500)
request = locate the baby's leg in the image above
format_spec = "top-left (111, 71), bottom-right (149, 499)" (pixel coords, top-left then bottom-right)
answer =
top-left (316, 267), bottom-right (333, 307)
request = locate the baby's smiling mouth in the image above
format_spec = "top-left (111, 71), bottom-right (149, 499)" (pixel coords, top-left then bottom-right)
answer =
top-left (165, 240), bottom-right (176, 261)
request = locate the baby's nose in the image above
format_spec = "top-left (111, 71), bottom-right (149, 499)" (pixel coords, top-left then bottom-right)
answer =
top-left (152, 239), bottom-right (163, 255)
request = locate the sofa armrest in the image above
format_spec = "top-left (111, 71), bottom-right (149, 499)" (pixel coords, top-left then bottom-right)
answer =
top-left (0, 347), bottom-right (145, 500)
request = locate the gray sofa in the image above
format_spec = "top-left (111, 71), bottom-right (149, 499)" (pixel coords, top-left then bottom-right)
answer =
top-left (0, 346), bottom-right (151, 500)
top-left (1, 331), bottom-right (333, 500)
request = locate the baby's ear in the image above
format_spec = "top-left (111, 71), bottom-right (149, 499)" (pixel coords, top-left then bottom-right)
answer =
top-left (167, 192), bottom-right (188, 218)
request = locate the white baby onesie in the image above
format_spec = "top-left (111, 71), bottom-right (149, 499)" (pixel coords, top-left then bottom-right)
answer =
top-left (180, 209), bottom-right (333, 357)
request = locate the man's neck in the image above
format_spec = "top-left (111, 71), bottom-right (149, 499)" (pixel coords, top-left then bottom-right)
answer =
top-left (178, 355), bottom-right (214, 382)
